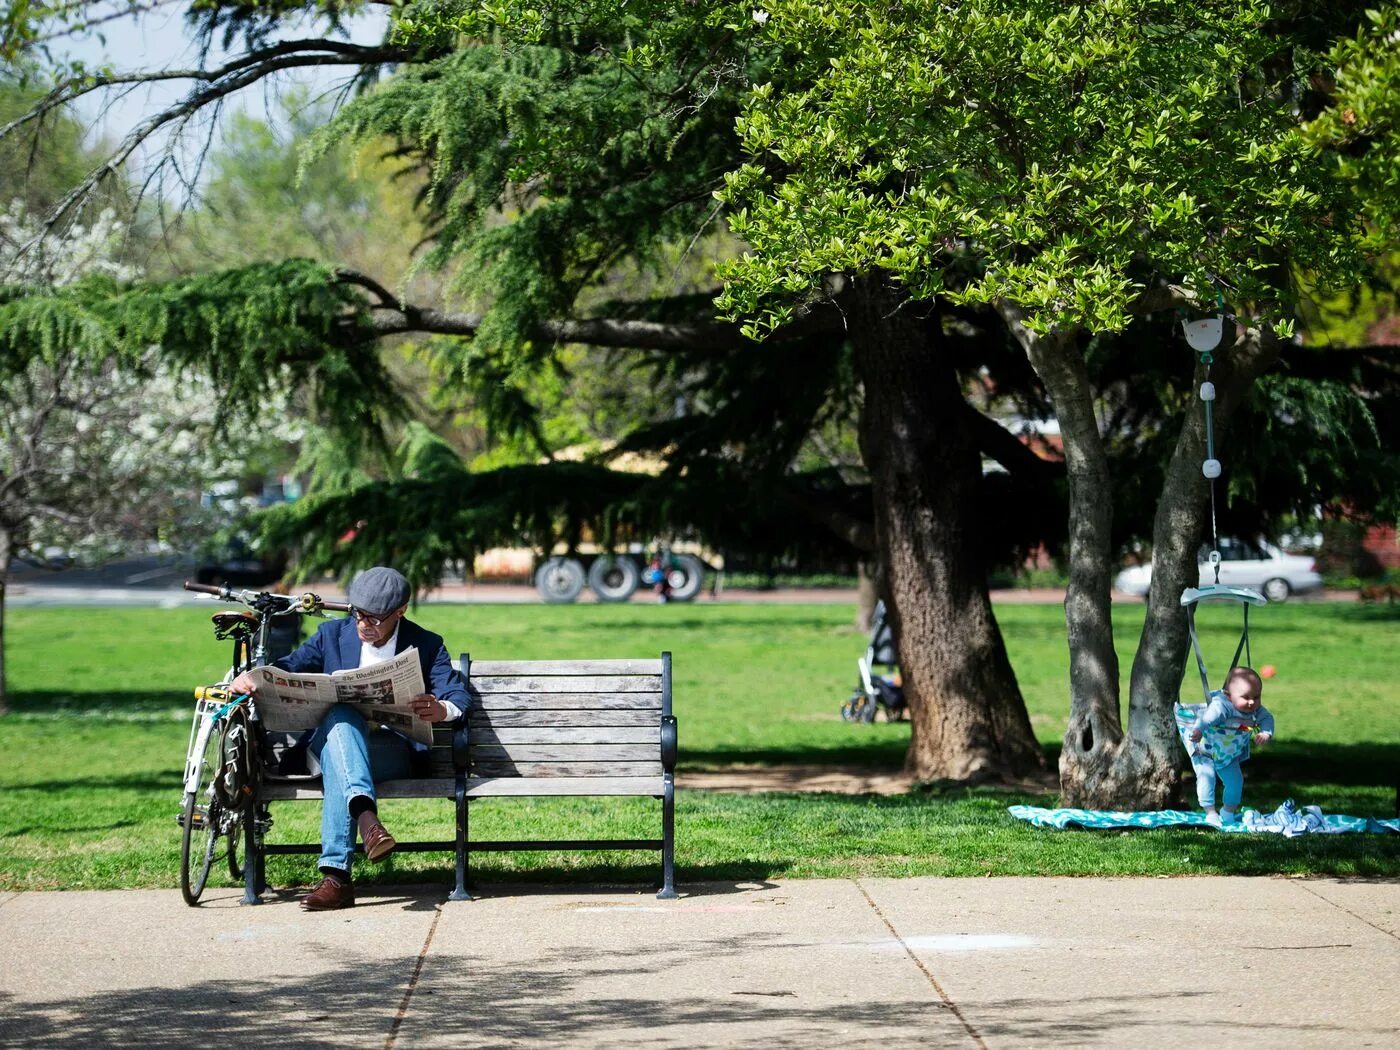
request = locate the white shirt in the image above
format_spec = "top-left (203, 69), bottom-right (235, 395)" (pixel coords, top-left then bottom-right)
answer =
top-left (358, 625), bottom-right (462, 721)
top-left (358, 626), bottom-right (399, 670)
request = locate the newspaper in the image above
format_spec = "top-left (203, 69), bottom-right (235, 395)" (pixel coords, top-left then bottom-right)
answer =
top-left (246, 647), bottom-right (432, 746)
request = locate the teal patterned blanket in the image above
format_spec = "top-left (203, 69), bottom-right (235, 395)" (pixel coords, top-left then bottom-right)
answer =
top-left (1009, 804), bottom-right (1400, 835)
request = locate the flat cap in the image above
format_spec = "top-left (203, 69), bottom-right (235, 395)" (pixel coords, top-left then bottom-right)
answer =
top-left (347, 566), bottom-right (411, 616)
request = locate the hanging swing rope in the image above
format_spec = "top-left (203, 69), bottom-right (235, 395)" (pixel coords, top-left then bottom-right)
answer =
top-left (1178, 307), bottom-right (1267, 703)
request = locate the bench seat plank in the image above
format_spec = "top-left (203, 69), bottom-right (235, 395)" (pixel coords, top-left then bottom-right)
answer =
top-left (468, 659), bottom-right (663, 676)
top-left (471, 675), bottom-right (661, 694)
top-left (467, 709), bottom-right (660, 728)
top-left (471, 743), bottom-right (660, 761)
top-left (469, 692), bottom-right (661, 710)
top-left (466, 775), bottom-right (664, 797)
top-left (473, 759), bottom-right (664, 777)
top-left (471, 726), bottom-right (660, 745)
top-left (261, 777), bottom-right (458, 801)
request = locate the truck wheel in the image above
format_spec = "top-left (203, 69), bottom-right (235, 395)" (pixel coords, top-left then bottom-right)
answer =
top-left (665, 553), bottom-right (706, 602)
top-left (535, 557), bottom-right (586, 603)
top-left (587, 555), bottom-right (640, 602)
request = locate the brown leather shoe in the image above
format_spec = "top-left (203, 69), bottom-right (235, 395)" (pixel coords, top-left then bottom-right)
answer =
top-left (300, 875), bottom-right (354, 911)
top-left (363, 821), bottom-right (397, 862)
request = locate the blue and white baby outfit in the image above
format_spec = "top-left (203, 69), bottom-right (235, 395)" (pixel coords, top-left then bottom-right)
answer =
top-left (1175, 691), bottom-right (1275, 812)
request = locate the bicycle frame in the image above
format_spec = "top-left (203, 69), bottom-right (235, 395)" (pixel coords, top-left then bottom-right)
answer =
top-left (180, 582), bottom-right (349, 904)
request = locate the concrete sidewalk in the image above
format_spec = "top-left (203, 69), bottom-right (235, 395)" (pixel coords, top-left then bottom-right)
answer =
top-left (1, 877), bottom-right (1396, 1047)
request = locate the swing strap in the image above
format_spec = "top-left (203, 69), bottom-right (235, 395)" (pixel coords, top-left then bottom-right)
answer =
top-left (1185, 603), bottom-right (1213, 702)
top-left (1232, 602), bottom-right (1252, 677)
top-left (1185, 601), bottom-right (1254, 703)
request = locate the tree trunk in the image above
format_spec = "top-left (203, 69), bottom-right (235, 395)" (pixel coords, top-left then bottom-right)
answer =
top-left (1010, 309), bottom-right (1282, 808)
top-left (852, 279), bottom-right (1045, 783)
top-left (855, 559), bottom-right (881, 632)
top-left (0, 527), bottom-right (9, 717)
top-left (1123, 326), bottom-right (1283, 801)
top-left (1003, 312), bottom-right (1134, 805)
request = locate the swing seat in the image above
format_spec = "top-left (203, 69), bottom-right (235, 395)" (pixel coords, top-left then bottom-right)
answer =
top-left (1175, 702), bottom-right (1255, 765)
top-left (1180, 584), bottom-right (1267, 607)
top-left (1181, 583), bottom-right (1268, 713)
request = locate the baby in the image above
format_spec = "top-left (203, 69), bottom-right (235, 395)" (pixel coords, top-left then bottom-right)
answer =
top-left (1186, 666), bottom-right (1275, 826)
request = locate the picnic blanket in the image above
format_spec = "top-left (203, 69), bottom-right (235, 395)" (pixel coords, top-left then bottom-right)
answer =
top-left (1009, 802), bottom-right (1400, 835)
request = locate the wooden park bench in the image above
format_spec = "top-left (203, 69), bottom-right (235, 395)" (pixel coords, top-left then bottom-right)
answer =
top-left (246, 652), bottom-right (678, 902)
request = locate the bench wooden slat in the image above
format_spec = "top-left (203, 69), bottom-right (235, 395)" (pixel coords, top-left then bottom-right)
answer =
top-left (261, 777), bottom-right (458, 801)
top-left (465, 775), bottom-right (663, 797)
top-left (470, 675), bottom-right (661, 694)
top-left (469, 692), bottom-right (662, 711)
top-left (468, 709), bottom-right (661, 728)
top-left (470, 743), bottom-right (659, 761)
top-left (471, 726), bottom-right (660, 745)
top-left (467, 659), bottom-right (663, 676)
top-left (472, 760), bottom-right (664, 777)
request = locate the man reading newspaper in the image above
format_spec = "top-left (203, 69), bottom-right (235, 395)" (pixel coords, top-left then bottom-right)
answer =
top-left (230, 566), bottom-right (468, 911)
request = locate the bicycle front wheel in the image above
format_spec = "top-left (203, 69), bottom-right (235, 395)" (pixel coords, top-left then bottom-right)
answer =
top-left (181, 722), bottom-right (227, 905)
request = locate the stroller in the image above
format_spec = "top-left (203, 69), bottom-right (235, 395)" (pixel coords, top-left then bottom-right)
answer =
top-left (841, 600), bottom-right (907, 722)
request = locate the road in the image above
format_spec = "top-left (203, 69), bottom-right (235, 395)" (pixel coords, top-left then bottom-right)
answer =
top-left (3, 555), bottom-right (1359, 607)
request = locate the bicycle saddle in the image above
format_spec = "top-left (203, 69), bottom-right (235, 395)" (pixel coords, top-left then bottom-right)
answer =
top-left (211, 611), bottom-right (258, 638)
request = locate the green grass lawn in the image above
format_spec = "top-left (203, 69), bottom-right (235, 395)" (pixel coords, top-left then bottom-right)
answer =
top-left (1, 599), bottom-right (1396, 891)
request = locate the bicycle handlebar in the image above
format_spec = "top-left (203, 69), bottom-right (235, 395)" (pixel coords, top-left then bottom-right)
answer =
top-left (182, 581), bottom-right (351, 614)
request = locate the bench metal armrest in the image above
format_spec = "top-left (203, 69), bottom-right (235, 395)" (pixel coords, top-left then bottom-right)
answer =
top-left (452, 719), bottom-right (470, 773)
top-left (660, 715), bottom-right (678, 772)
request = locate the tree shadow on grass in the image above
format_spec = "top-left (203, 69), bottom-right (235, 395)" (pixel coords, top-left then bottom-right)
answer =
top-left (5, 689), bottom-right (190, 717)
top-left (2, 818), bottom-right (142, 839)
top-left (1171, 826), bottom-right (1400, 876)
top-left (9, 772), bottom-right (182, 793)
top-left (1247, 741), bottom-right (1399, 793)
top-left (681, 739), bottom-right (911, 771)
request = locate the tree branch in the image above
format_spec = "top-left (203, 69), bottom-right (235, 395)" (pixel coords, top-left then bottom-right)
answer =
top-left (963, 403), bottom-right (1061, 482)
top-left (9, 39), bottom-right (413, 240)
top-left (346, 268), bottom-right (851, 353)
top-left (1127, 283), bottom-right (1198, 317)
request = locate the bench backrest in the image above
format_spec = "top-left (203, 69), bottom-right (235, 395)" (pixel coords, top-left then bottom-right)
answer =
top-left (456, 654), bottom-right (672, 795)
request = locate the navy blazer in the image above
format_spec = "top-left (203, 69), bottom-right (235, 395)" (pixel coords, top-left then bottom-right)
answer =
top-left (273, 615), bottom-right (469, 715)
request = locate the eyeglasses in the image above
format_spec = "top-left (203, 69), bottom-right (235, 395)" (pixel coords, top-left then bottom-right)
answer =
top-left (351, 608), bottom-right (400, 628)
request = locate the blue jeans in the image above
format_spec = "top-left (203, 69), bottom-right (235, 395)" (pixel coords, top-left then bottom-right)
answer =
top-left (1191, 753), bottom-right (1244, 810)
top-left (307, 706), bottom-right (412, 873)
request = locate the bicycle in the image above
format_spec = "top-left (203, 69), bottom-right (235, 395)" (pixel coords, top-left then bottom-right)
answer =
top-left (178, 581), bottom-right (348, 905)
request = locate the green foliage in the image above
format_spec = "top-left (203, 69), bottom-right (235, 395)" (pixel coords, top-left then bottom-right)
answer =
top-left (307, 26), bottom-right (744, 351)
top-left (0, 80), bottom-right (100, 216)
top-left (716, 0), bottom-right (1369, 335)
top-left (1304, 6), bottom-right (1400, 249)
top-left (0, 258), bottom-right (397, 431)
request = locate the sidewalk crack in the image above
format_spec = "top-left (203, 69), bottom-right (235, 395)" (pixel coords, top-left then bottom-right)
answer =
top-left (1293, 881), bottom-right (1399, 943)
top-left (385, 902), bottom-right (445, 1050)
top-left (853, 879), bottom-right (987, 1049)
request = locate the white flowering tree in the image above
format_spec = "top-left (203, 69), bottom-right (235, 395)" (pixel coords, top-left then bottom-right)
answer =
top-left (0, 201), bottom-right (284, 712)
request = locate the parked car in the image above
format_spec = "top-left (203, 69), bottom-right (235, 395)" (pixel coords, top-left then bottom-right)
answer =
top-left (1114, 538), bottom-right (1322, 602)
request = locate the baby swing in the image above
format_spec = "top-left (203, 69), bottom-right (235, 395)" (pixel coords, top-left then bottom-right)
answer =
top-left (1172, 314), bottom-right (1269, 762)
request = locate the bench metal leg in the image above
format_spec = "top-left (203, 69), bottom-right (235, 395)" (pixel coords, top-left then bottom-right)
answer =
top-left (450, 777), bottom-right (473, 901)
top-left (657, 774), bottom-right (677, 900)
top-left (242, 798), bottom-right (262, 905)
